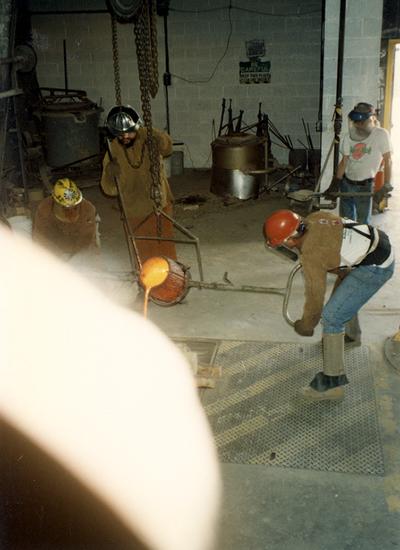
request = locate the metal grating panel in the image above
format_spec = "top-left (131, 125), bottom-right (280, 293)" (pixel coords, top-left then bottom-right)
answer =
top-left (202, 340), bottom-right (384, 476)
top-left (172, 338), bottom-right (220, 366)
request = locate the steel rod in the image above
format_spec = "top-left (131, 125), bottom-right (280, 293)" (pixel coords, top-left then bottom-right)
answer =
top-left (334, 0), bottom-right (347, 171)
top-left (133, 236), bottom-right (198, 244)
top-left (189, 280), bottom-right (286, 295)
top-left (282, 263), bottom-right (303, 327)
top-left (159, 208), bottom-right (204, 281)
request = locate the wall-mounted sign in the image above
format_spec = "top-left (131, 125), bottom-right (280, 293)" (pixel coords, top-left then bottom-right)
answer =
top-left (239, 39), bottom-right (271, 84)
top-left (239, 60), bottom-right (271, 84)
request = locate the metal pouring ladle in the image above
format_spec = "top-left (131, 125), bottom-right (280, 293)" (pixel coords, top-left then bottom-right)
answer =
top-left (139, 250), bottom-right (302, 327)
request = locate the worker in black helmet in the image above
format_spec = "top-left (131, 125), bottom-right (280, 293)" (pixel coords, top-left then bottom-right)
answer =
top-left (327, 102), bottom-right (393, 223)
top-left (101, 104), bottom-right (176, 265)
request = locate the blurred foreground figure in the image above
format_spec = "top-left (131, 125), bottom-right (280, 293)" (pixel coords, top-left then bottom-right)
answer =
top-left (0, 229), bottom-right (220, 550)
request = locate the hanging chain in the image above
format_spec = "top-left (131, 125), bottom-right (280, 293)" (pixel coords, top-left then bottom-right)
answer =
top-left (122, 140), bottom-right (146, 169)
top-left (134, 0), bottom-right (162, 212)
top-left (111, 14), bottom-right (122, 105)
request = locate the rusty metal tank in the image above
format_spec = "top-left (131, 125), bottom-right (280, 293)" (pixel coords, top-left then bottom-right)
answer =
top-left (210, 134), bottom-right (266, 200)
top-left (39, 89), bottom-right (102, 168)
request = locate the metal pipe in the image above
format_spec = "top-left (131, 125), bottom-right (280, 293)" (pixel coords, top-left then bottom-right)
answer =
top-left (63, 39), bottom-right (68, 92)
top-left (50, 153), bottom-right (100, 170)
top-left (0, 96), bottom-right (10, 210)
top-left (235, 109), bottom-right (244, 133)
top-left (12, 94), bottom-right (29, 203)
top-left (227, 99), bottom-right (234, 134)
top-left (314, 135), bottom-right (334, 192)
top-left (133, 236), bottom-right (199, 244)
top-left (105, 139), bottom-right (141, 271)
top-left (316, 0), bottom-right (325, 135)
top-left (194, 238), bottom-right (204, 282)
top-left (29, 10), bottom-right (108, 15)
top-left (184, 261), bottom-right (302, 330)
top-left (159, 208), bottom-right (205, 281)
top-left (218, 98), bottom-right (226, 136)
top-left (333, 0), bottom-right (346, 171)
top-left (189, 280), bottom-right (286, 295)
top-left (259, 165), bottom-right (301, 196)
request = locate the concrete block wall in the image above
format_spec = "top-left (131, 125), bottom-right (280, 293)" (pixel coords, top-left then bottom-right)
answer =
top-left (320, 0), bottom-right (383, 191)
top-left (166, 0), bottom-right (322, 166)
top-left (30, 0), bottom-right (322, 167)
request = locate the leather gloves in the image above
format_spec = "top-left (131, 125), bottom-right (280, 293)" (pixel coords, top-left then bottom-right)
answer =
top-left (383, 182), bottom-right (394, 193)
top-left (106, 160), bottom-right (121, 179)
top-left (294, 319), bottom-right (314, 337)
top-left (374, 182), bottom-right (393, 204)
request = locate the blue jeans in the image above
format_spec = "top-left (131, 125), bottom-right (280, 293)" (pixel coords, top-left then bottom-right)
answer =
top-left (321, 262), bottom-right (395, 334)
top-left (339, 177), bottom-right (374, 224)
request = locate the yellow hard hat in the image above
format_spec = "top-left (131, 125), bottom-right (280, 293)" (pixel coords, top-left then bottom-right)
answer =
top-left (52, 178), bottom-right (82, 207)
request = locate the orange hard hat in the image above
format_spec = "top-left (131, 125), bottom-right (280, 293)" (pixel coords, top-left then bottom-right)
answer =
top-left (263, 209), bottom-right (302, 247)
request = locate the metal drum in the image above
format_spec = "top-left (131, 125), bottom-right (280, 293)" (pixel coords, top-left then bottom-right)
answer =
top-left (40, 91), bottom-right (102, 168)
top-left (210, 134), bottom-right (266, 200)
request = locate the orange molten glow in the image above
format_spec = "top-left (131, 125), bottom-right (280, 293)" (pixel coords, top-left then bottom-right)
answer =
top-left (139, 257), bottom-right (170, 317)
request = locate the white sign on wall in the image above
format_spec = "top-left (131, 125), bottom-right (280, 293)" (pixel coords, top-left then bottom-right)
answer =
top-left (239, 39), bottom-right (271, 84)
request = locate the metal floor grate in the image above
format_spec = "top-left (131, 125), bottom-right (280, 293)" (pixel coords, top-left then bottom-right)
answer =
top-left (201, 340), bottom-right (384, 476)
top-left (172, 337), bottom-right (219, 366)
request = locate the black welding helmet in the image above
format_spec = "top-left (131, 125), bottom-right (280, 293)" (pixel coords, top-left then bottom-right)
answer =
top-left (106, 105), bottom-right (143, 136)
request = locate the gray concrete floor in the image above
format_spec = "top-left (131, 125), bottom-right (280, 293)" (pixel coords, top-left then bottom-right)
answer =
top-left (83, 167), bottom-right (400, 550)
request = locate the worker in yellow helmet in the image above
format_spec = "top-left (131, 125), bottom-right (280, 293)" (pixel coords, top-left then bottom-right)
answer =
top-left (52, 177), bottom-right (83, 208)
top-left (33, 178), bottom-right (100, 259)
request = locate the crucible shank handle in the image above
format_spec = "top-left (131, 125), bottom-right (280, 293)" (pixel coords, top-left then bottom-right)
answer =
top-left (283, 263), bottom-right (302, 327)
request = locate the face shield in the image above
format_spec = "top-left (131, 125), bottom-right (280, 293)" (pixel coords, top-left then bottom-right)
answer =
top-left (348, 107), bottom-right (376, 141)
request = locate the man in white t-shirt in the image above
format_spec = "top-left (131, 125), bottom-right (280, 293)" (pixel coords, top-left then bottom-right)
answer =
top-left (328, 102), bottom-right (393, 223)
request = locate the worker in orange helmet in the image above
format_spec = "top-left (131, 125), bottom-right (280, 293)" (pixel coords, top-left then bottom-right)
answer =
top-left (263, 209), bottom-right (394, 401)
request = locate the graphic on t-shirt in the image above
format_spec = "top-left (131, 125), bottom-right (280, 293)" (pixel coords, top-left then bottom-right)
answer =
top-left (350, 142), bottom-right (371, 160)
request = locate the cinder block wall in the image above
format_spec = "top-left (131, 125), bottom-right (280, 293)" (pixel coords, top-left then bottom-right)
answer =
top-left (320, 0), bottom-right (383, 191)
top-left (30, 0), bottom-right (322, 167)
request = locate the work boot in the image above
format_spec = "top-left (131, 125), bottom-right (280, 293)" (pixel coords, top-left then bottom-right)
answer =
top-left (301, 372), bottom-right (347, 401)
top-left (344, 314), bottom-right (361, 346)
top-left (301, 333), bottom-right (349, 402)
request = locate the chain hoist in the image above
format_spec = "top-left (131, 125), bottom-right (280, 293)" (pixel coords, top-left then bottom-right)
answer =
top-left (134, 0), bottom-right (163, 217)
top-left (110, 14), bottom-right (122, 106)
